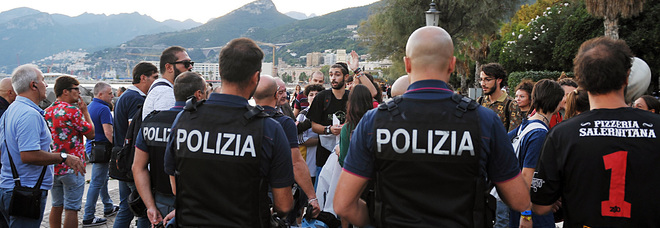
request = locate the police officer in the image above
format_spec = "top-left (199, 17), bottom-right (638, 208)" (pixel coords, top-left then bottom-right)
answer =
top-left (164, 38), bottom-right (294, 227)
top-left (133, 72), bottom-right (207, 226)
top-left (333, 26), bottom-right (530, 227)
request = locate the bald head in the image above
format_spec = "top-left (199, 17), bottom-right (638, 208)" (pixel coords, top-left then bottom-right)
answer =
top-left (391, 75), bottom-right (410, 97)
top-left (254, 75), bottom-right (278, 102)
top-left (405, 26), bottom-right (455, 81)
top-left (0, 78), bottom-right (16, 103)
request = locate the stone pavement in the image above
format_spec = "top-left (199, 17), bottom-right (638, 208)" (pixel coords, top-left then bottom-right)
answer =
top-left (40, 165), bottom-right (138, 228)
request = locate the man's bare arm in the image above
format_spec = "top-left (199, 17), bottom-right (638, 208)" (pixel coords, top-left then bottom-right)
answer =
top-left (334, 171), bottom-right (370, 227)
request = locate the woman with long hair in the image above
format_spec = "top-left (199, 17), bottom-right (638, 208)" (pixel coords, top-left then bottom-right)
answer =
top-left (338, 84), bottom-right (374, 167)
top-left (564, 88), bottom-right (590, 119)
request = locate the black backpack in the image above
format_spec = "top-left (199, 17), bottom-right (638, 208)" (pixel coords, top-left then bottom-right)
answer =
top-left (109, 107), bottom-right (143, 181)
top-left (109, 81), bottom-right (172, 181)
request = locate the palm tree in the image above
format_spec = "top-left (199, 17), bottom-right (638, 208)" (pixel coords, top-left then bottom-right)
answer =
top-left (585, 0), bottom-right (645, 39)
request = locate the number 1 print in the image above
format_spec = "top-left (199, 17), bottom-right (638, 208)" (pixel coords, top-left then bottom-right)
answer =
top-left (601, 151), bottom-right (631, 218)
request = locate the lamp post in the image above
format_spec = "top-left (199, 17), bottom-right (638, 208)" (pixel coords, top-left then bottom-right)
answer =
top-left (425, 0), bottom-right (441, 27)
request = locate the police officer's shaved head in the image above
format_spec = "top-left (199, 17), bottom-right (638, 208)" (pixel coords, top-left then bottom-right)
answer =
top-left (405, 26), bottom-right (455, 82)
top-left (390, 75), bottom-right (410, 97)
top-left (253, 75), bottom-right (278, 101)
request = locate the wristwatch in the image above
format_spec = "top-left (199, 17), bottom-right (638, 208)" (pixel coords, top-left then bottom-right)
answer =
top-left (324, 125), bottom-right (332, 134)
top-left (60, 152), bottom-right (68, 164)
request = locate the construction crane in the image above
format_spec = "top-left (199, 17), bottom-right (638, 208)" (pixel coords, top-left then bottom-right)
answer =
top-left (254, 41), bottom-right (277, 76)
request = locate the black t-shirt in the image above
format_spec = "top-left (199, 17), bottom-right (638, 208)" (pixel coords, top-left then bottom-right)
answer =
top-left (532, 108), bottom-right (660, 227)
top-left (307, 89), bottom-right (348, 166)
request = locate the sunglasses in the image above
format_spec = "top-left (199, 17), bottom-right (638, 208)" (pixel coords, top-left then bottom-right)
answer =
top-left (66, 87), bottom-right (80, 91)
top-left (172, 60), bottom-right (194, 68)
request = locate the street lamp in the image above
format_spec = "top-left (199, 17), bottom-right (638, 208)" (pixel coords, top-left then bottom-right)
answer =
top-left (425, 0), bottom-right (441, 27)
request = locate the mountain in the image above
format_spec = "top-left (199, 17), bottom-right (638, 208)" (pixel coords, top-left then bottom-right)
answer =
top-left (0, 8), bottom-right (201, 71)
top-left (125, 0), bottom-right (296, 49)
top-left (0, 7), bottom-right (40, 24)
top-left (285, 11), bottom-right (309, 20)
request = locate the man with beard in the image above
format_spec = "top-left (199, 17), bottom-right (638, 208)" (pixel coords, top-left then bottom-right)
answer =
top-left (142, 46), bottom-right (193, 120)
top-left (477, 63), bottom-right (522, 132)
top-left (307, 62), bottom-right (350, 175)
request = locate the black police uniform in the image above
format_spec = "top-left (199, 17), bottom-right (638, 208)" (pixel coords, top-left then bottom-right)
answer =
top-left (172, 102), bottom-right (270, 228)
top-left (140, 110), bottom-right (178, 196)
top-left (371, 95), bottom-right (490, 227)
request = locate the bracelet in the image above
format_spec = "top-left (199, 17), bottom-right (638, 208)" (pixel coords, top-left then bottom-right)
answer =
top-left (353, 67), bottom-right (362, 75)
top-left (324, 125), bottom-right (331, 134)
top-left (308, 198), bottom-right (318, 203)
top-left (521, 210), bottom-right (532, 216)
top-left (521, 215), bottom-right (532, 221)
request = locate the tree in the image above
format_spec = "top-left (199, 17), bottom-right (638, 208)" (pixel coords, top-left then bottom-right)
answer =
top-left (359, 0), bottom-right (521, 79)
top-left (585, 0), bottom-right (645, 39)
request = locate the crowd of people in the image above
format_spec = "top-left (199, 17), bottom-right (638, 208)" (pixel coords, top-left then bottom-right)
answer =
top-left (0, 25), bottom-right (658, 228)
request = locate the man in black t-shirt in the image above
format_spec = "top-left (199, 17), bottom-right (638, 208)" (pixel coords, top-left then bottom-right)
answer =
top-left (307, 63), bottom-right (350, 168)
top-left (532, 37), bottom-right (660, 227)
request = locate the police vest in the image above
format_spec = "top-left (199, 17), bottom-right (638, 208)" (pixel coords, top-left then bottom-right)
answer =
top-left (371, 95), bottom-right (489, 228)
top-left (141, 110), bottom-right (179, 196)
top-left (173, 101), bottom-right (270, 228)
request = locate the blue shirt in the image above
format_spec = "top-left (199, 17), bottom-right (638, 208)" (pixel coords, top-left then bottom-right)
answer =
top-left (164, 93), bottom-right (295, 188)
top-left (0, 96), bottom-right (54, 190)
top-left (135, 101), bottom-right (184, 152)
top-left (89, 98), bottom-right (113, 143)
top-left (263, 106), bottom-right (299, 149)
top-left (506, 119), bottom-right (554, 228)
top-left (507, 119), bottom-right (548, 169)
top-left (113, 86), bottom-right (145, 146)
top-left (343, 80), bottom-right (520, 183)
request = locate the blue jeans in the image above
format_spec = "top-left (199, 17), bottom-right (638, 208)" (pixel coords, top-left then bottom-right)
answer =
top-left (51, 173), bottom-right (85, 211)
top-left (0, 188), bottom-right (49, 228)
top-left (114, 181), bottom-right (149, 228)
top-left (494, 200), bottom-right (509, 228)
top-left (83, 163), bottom-right (114, 220)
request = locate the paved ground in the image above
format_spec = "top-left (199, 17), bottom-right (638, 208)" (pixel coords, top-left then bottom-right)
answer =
top-left (40, 165), bottom-right (137, 228)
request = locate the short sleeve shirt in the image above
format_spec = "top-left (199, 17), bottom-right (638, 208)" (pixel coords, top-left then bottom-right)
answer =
top-left (164, 93), bottom-right (294, 188)
top-left (45, 100), bottom-right (93, 175)
top-left (532, 108), bottom-right (660, 227)
top-left (344, 80), bottom-right (520, 183)
top-left (88, 98), bottom-right (113, 142)
top-left (0, 96), bottom-right (54, 190)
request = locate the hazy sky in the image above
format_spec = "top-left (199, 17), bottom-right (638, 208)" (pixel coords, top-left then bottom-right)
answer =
top-left (0, 0), bottom-right (380, 23)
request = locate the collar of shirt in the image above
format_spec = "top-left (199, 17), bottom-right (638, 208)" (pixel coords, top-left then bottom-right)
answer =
top-left (127, 85), bottom-right (146, 97)
top-left (170, 101), bottom-right (185, 111)
top-left (403, 79), bottom-right (454, 100)
top-left (206, 93), bottom-right (250, 107)
top-left (92, 97), bottom-right (110, 107)
top-left (14, 96), bottom-right (45, 116)
top-left (496, 91), bottom-right (509, 102)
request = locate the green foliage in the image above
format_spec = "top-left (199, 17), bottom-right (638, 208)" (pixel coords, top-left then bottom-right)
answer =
top-left (320, 65), bottom-right (330, 84)
top-left (508, 71), bottom-right (574, 96)
top-left (298, 72), bottom-right (308, 83)
top-left (360, 0), bottom-right (521, 79)
top-left (495, 1), bottom-right (602, 72)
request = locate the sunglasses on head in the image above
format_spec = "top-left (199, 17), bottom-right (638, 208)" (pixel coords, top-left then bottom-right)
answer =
top-left (172, 60), bottom-right (194, 68)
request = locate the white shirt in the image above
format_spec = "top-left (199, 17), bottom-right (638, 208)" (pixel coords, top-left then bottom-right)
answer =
top-left (142, 78), bottom-right (175, 120)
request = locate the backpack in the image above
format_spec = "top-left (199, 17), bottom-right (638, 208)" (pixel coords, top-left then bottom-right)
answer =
top-left (109, 81), bottom-right (172, 181)
top-left (109, 107), bottom-right (144, 181)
